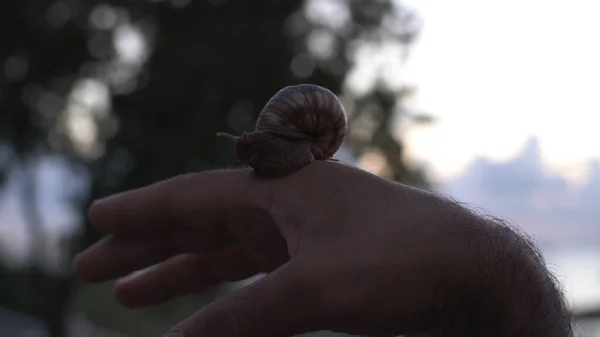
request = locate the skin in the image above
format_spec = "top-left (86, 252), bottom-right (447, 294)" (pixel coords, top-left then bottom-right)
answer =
top-left (73, 161), bottom-right (573, 337)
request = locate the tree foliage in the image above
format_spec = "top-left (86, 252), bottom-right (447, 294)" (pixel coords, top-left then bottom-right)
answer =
top-left (0, 0), bottom-right (430, 335)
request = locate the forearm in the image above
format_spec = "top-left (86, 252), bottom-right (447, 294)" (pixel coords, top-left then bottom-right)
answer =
top-left (451, 217), bottom-right (574, 337)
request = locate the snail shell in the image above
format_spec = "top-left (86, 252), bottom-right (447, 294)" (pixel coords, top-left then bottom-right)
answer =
top-left (255, 84), bottom-right (348, 159)
top-left (217, 84), bottom-right (348, 177)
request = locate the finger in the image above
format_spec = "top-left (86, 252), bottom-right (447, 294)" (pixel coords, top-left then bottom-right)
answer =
top-left (88, 169), bottom-right (273, 235)
top-left (74, 227), bottom-right (235, 283)
top-left (163, 261), bottom-right (325, 337)
top-left (114, 246), bottom-right (258, 308)
top-left (74, 235), bottom-right (177, 283)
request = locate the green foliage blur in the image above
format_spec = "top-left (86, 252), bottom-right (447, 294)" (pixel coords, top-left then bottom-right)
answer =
top-left (0, 0), bottom-right (432, 336)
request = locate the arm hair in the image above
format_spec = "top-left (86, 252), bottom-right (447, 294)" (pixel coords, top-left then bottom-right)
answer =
top-left (439, 195), bottom-right (575, 337)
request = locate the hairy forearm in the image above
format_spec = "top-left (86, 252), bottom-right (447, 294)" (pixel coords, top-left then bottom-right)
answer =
top-left (451, 216), bottom-right (574, 337)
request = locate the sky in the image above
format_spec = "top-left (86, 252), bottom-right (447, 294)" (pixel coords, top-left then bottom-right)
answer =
top-left (399, 0), bottom-right (600, 185)
top-left (0, 155), bottom-right (85, 269)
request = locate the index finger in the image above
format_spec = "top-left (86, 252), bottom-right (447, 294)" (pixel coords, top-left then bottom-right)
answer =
top-left (88, 168), bottom-right (274, 235)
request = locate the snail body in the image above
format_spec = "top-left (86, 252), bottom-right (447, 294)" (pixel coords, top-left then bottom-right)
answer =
top-left (217, 84), bottom-right (348, 177)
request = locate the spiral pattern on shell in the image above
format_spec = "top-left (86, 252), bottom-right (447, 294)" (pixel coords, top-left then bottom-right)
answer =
top-left (254, 84), bottom-right (348, 160)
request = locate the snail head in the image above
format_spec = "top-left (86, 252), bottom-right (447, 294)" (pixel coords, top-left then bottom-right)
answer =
top-left (216, 131), bottom-right (276, 164)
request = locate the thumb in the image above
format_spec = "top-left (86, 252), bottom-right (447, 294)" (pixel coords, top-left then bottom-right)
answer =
top-left (163, 261), bottom-right (325, 337)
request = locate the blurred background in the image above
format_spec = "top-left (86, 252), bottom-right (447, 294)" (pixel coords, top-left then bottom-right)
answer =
top-left (0, 0), bottom-right (598, 336)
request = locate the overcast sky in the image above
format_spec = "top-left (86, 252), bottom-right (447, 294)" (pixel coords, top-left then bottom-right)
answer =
top-left (401, 0), bottom-right (600, 185)
top-left (385, 0), bottom-right (600, 243)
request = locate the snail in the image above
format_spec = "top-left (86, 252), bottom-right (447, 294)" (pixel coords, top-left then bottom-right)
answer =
top-left (216, 84), bottom-right (348, 178)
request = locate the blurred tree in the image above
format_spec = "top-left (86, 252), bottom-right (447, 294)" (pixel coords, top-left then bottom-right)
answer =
top-left (0, 0), bottom-right (431, 336)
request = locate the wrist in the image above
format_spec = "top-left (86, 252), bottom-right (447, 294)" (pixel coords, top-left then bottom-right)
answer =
top-left (457, 221), bottom-right (574, 337)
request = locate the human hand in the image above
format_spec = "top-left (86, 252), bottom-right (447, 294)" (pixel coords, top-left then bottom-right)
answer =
top-left (73, 161), bottom-right (566, 337)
